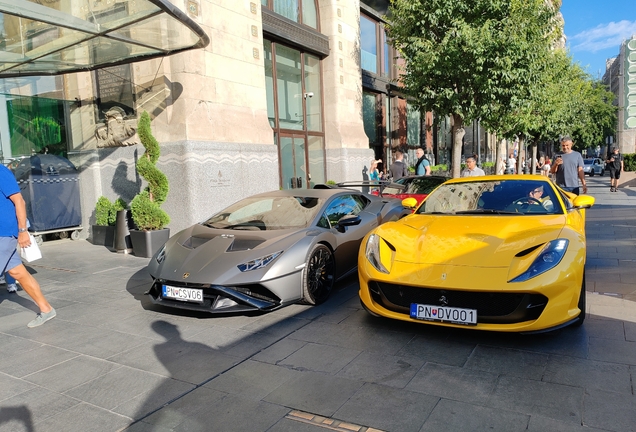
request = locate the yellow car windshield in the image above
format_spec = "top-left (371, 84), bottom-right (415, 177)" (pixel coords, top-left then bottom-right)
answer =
top-left (417, 180), bottom-right (563, 215)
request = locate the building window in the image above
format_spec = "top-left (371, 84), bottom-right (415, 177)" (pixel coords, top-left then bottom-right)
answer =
top-left (262, 0), bottom-right (319, 30)
top-left (360, 14), bottom-right (395, 77)
top-left (360, 15), bottom-right (378, 73)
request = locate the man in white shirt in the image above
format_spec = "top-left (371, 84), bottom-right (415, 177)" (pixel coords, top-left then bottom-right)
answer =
top-left (460, 155), bottom-right (485, 177)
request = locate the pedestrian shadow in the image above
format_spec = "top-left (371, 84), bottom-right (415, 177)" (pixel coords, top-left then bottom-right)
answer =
top-left (0, 405), bottom-right (34, 432)
top-left (126, 320), bottom-right (223, 430)
top-left (0, 288), bottom-right (40, 313)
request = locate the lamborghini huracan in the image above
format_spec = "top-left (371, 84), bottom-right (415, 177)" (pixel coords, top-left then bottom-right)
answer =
top-left (358, 175), bottom-right (595, 333)
top-left (146, 187), bottom-right (410, 314)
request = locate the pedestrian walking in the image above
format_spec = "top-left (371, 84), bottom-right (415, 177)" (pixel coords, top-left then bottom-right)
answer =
top-left (606, 146), bottom-right (624, 192)
top-left (389, 149), bottom-right (408, 180)
top-left (0, 164), bottom-right (55, 327)
top-left (460, 154), bottom-right (485, 177)
top-left (550, 136), bottom-right (587, 195)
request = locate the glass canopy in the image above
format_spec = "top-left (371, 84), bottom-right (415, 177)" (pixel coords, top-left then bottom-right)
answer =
top-left (0, 0), bottom-right (209, 78)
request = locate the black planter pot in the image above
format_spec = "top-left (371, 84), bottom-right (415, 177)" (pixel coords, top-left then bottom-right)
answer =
top-left (129, 228), bottom-right (170, 258)
top-left (91, 225), bottom-right (115, 247)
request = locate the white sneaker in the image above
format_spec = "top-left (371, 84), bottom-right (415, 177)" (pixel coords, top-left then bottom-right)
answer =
top-left (0, 275), bottom-right (5, 284)
top-left (7, 284), bottom-right (18, 293)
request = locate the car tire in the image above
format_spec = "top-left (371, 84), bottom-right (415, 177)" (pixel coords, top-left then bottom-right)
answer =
top-left (571, 274), bottom-right (586, 327)
top-left (301, 244), bottom-right (335, 305)
top-left (589, 171), bottom-right (594, 177)
top-left (601, 169), bottom-right (605, 176)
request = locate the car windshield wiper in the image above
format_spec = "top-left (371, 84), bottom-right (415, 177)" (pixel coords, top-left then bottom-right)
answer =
top-left (202, 221), bottom-right (265, 230)
top-left (454, 209), bottom-right (522, 215)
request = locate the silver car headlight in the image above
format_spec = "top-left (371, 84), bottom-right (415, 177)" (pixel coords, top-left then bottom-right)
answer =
top-left (365, 234), bottom-right (391, 274)
top-left (237, 251), bottom-right (282, 272)
top-left (510, 239), bottom-right (569, 282)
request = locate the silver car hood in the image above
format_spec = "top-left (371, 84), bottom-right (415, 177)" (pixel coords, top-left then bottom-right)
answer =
top-left (148, 223), bottom-right (313, 285)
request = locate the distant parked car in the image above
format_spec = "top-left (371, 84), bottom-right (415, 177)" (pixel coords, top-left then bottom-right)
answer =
top-left (583, 158), bottom-right (604, 176)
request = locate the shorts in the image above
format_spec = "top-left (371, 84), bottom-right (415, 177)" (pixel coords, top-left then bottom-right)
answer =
top-left (609, 169), bottom-right (621, 180)
top-left (0, 237), bottom-right (21, 274)
top-left (541, 165), bottom-right (550, 172)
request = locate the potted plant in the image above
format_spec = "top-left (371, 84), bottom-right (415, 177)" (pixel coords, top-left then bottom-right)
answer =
top-left (129, 111), bottom-right (170, 258)
top-left (92, 197), bottom-right (127, 247)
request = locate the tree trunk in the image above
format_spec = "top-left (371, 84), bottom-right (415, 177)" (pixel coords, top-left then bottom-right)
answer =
top-left (495, 136), bottom-right (504, 175)
top-left (517, 135), bottom-right (524, 175)
top-left (531, 142), bottom-right (538, 175)
top-left (452, 113), bottom-right (465, 178)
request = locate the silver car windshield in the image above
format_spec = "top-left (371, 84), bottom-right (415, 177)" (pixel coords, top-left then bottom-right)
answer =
top-left (416, 180), bottom-right (563, 215)
top-left (202, 196), bottom-right (323, 230)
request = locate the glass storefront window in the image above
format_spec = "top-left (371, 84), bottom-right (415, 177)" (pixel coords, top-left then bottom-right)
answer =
top-left (363, 91), bottom-right (377, 144)
top-left (360, 15), bottom-right (377, 73)
top-left (304, 54), bottom-right (322, 131)
top-left (308, 135), bottom-right (325, 187)
top-left (0, 94), bottom-right (71, 166)
top-left (407, 103), bottom-right (420, 147)
top-left (275, 45), bottom-right (303, 130)
top-left (264, 40), bottom-right (276, 128)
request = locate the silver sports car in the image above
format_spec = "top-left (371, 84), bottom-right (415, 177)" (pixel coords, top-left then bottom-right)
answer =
top-left (146, 186), bottom-right (410, 314)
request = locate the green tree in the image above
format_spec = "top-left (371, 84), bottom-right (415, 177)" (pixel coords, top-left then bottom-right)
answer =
top-left (387, 0), bottom-right (558, 177)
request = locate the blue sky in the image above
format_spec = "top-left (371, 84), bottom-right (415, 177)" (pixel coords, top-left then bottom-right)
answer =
top-left (560, 0), bottom-right (636, 79)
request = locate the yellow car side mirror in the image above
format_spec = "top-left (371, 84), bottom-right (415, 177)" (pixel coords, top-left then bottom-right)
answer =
top-left (572, 195), bottom-right (595, 209)
top-left (402, 197), bottom-right (418, 209)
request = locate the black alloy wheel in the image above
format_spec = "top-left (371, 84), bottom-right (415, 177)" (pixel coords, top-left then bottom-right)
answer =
top-left (301, 244), bottom-right (335, 305)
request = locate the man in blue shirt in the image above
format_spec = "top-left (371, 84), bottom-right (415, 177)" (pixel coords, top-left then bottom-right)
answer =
top-left (0, 164), bottom-right (55, 327)
top-left (414, 147), bottom-right (431, 176)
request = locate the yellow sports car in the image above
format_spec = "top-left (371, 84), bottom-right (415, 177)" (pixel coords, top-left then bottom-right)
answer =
top-left (358, 175), bottom-right (595, 333)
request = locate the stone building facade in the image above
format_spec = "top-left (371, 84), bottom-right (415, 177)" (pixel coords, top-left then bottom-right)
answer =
top-left (603, 35), bottom-right (636, 156)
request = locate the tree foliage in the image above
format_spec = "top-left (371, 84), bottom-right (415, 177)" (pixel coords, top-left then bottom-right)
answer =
top-left (387, 0), bottom-right (558, 177)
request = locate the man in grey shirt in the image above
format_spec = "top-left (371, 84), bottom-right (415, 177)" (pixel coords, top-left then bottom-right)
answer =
top-left (550, 137), bottom-right (587, 195)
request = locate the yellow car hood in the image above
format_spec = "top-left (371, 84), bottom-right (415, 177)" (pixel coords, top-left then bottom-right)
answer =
top-left (379, 215), bottom-right (566, 267)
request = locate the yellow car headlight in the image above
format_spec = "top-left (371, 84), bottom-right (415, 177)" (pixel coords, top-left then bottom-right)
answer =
top-left (510, 239), bottom-right (569, 282)
top-left (365, 233), bottom-right (393, 273)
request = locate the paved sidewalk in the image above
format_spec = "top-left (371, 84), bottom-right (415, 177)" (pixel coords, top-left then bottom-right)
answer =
top-left (0, 173), bottom-right (635, 432)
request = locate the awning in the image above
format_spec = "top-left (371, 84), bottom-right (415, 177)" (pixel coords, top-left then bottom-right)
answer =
top-left (0, 0), bottom-right (210, 78)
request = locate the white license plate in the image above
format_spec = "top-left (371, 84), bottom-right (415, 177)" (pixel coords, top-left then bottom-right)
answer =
top-left (410, 303), bottom-right (477, 325)
top-left (162, 285), bottom-right (203, 303)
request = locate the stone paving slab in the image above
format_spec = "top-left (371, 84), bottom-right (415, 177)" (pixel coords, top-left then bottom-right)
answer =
top-left (0, 174), bottom-right (635, 432)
